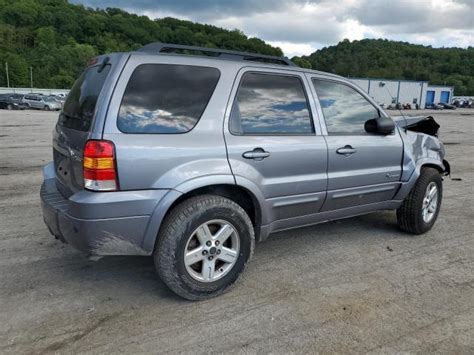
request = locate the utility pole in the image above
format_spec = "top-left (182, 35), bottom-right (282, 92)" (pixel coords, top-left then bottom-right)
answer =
top-left (30, 66), bottom-right (33, 89)
top-left (5, 62), bottom-right (10, 88)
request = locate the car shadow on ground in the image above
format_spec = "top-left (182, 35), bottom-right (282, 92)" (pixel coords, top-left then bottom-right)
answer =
top-left (50, 210), bottom-right (410, 302)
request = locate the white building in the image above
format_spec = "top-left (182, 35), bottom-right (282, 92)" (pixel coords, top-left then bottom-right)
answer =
top-left (425, 85), bottom-right (454, 106)
top-left (349, 78), bottom-right (453, 108)
top-left (0, 87), bottom-right (70, 96)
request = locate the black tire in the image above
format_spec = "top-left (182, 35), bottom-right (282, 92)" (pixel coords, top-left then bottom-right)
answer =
top-left (154, 195), bottom-right (255, 301)
top-left (397, 167), bottom-right (442, 234)
top-left (7, 104), bottom-right (12, 110)
top-left (44, 105), bottom-right (50, 111)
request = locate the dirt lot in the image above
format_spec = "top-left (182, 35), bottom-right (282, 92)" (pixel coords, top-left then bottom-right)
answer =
top-left (0, 109), bottom-right (473, 353)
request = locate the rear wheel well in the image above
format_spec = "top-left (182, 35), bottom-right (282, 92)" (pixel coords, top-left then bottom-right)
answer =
top-left (166, 185), bottom-right (262, 240)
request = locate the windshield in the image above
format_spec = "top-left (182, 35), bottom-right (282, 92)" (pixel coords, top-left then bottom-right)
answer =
top-left (58, 64), bottom-right (111, 131)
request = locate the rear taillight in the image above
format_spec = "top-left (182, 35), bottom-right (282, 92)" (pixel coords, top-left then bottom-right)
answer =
top-left (83, 140), bottom-right (118, 191)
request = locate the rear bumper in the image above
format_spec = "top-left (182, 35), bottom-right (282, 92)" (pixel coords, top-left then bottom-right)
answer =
top-left (40, 162), bottom-right (170, 256)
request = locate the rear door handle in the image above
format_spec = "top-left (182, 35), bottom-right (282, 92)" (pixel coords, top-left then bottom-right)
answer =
top-left (242, 148), bottom-right (270, 161)
top-left (336, 145), bottom-right (357, 157)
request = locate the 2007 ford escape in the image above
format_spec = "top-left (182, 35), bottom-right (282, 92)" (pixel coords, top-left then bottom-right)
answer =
top-left (41, 43), bottom-right (450, 300)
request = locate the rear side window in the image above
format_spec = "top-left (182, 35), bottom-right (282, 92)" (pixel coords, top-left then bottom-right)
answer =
top-left (117, 64), bottom-right (220, 134)
top-left (230, 72), bottom-right (313, 135)
top-left (59, 65), bottom-right (111, 131)
top-left (312, 79), bottom-right (379, 134)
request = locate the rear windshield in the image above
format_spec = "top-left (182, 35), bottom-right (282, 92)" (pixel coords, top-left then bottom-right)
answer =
top-left (117, 64), bottom-right (220, 134)
top-left (58, 64), bottom-right (111, 131)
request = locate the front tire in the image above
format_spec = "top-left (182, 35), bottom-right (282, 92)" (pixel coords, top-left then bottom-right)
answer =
top-left (154, 195), bottom-right (255, 300)
top-left (44, 105), bottom-right (50, 111)
top-left (397, 167), bottom-right (442, 234)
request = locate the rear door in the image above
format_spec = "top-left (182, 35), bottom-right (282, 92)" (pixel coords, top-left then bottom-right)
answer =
top-left (224, 68), bottom-right (327, 225)
top-left (308, 76), bottom-right (403, 211)
top-left (53, 60), bottom-right (113, 195)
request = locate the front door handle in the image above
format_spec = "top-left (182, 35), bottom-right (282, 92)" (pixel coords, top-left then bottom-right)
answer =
top-left (336, 145), bottom-right (357, 157)
top-left (242, 148), bottom-right (270, 161)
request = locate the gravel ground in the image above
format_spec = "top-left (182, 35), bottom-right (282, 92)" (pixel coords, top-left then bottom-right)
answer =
top-left (0, 109), bottom-right (473, 354)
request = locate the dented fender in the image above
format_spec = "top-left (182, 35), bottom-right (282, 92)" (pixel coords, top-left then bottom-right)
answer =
top-left (393, 116), bottom-right (449, 200)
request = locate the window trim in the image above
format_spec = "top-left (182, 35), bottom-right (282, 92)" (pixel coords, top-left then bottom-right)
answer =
top-left (116, 63), bottom-right (221, 135)
top-left (229, 71), bottom-right (316, 136)
top-left (312, 77), bottom-right (388, 136)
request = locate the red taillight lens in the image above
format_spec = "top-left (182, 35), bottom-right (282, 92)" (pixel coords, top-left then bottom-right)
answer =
top-left (83, 140), bottom-right (118, 191)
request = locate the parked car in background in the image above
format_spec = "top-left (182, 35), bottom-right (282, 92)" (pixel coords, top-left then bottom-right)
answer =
top-left (21, 94), bottom-right (62, 111)
top-left (41, 43), bottom-right (450, 300)
top-left (46, 95), bottom-right (64, 106)
top-left (452, 99), bottom-right (473, 108)
top-left (0, 93), bottom-right (28, 110)
top-left (438, 103), bottom-right (456, 110)
top-left (425, 103), bottom-right (444, 110)
top-left (52, 94), bottom-right (66, 104)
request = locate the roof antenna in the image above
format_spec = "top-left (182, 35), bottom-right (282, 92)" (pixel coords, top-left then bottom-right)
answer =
top-left (380, 82), bottom-right (408, 130)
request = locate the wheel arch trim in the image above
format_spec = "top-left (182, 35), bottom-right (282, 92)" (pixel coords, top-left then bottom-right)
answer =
top-left (394, 158), bottom-right (445, 201)
top-left (141, 175), bottom-right (267, 253)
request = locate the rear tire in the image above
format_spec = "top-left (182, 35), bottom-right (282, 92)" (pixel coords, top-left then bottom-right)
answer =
top-left (44, 105), bottom-right (50, 111)
top-left (7, 104), bottom-right (12, 110)
top-left (397, 167), bottom-right (442, 234)
top-left (154, 195), bottom-right (255, 301)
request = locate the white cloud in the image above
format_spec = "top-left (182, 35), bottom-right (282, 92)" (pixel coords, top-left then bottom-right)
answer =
top-left (73, 0), bottom-right (474, 56)
top-left (266, 42), bottom-right (318, 58)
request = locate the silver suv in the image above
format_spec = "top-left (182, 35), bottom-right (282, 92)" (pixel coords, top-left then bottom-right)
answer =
top-left (22, 94), bottom-right (62, 111)
top-left (41, 43), bottom-right (450, 300)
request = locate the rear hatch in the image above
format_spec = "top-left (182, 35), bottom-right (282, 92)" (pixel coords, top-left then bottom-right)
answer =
top-left (53, 60), bottom-right (112, 197)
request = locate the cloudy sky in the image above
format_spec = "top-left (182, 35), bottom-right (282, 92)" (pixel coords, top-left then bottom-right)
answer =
top-left (72, 0), bottom-right (473, 57)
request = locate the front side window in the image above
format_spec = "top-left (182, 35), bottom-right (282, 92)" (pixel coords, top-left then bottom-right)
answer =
top-left (118, 64), bottom-right (220, 134)
top-left (231, 72), bottom-right (313, 135)
top-left (313, 79), bottom-right (379, 134)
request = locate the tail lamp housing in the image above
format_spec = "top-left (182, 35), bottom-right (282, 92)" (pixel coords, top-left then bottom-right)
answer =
top-left (83, 140), bottom-right (119, 191)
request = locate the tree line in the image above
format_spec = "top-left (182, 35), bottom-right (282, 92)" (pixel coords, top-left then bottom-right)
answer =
top-left (0, 0), bottom-right (472, 95)
top-left (293, 39), bottom-right (474, 96)
top-left (0, 0), bottom-right (281, 89)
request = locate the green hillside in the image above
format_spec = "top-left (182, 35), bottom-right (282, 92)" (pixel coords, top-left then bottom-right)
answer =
top-left (293, 39), bottom-right (474, 95)
top-left (0, 0), bottom-right (472, 95)
top-left (0, 0), bottom-right (281, 88)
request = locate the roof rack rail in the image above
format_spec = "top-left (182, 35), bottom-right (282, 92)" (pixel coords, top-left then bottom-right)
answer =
top-left (138, 42), bottom-right (296, 67)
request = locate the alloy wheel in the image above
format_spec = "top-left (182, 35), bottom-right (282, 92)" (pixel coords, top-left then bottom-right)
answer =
top-left (184, 219), bottom-right (240, 282)
top-left (422, 181), bottom-right (439, 223)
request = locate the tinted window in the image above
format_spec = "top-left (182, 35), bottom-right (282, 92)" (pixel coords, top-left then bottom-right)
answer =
top-left (58, 65), bottom-right (110, 131)
top-left (313, 79), bottom-right (379, 134)
top-left (231, 73), bottom-right (313, 135)
top-left (118, 64), bottom-right (220, 134)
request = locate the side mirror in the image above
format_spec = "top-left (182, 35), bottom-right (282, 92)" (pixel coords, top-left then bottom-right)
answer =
top-left (365, 117), bottom-right (395, 135)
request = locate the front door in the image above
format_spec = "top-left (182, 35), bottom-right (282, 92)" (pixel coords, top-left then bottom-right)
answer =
top-left (224, 68), bottom-right (327, 225)
top-left (309, 76), bottom-right (403, 211)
